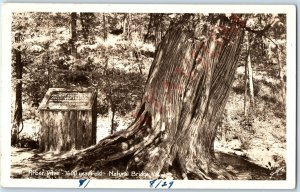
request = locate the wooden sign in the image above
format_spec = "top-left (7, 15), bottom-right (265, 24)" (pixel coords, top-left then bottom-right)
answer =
top-left (39, 88), bottom-right (97, 152)
top-left (47, 92), bottom-right (92, 108)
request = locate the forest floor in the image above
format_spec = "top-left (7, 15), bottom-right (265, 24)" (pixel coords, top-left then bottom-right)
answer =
top-left (11, 68), bottom-right (286, 180)
top-left (213, 66), bottom-right (286, 180)
top-left (10, 147), bottom-right (283, 180)
top-left (11, 91), bottom-right (286, 180)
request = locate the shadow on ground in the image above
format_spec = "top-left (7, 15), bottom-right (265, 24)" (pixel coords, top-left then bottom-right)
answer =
top-left (11, 147), bottom-right (285, 180)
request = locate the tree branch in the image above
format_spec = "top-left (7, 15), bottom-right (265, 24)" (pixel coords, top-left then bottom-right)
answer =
top-left (244, 16), bottom-right (276, 35)
top-left (245, 25), bottom-right (271, 36)
top-left (244, 17), bottom-right (286, 56)
top-left (263, 35), bottom-right (286, 56)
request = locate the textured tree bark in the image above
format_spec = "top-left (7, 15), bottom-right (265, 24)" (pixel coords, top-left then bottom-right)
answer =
top-left (11, 48), bottom-right (23, 146)
top-left (57, 22), bottom-right (244, 180)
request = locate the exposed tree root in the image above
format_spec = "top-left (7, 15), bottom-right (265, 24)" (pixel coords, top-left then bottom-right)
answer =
top-left (173, 153), bottom-right (236, 180)
top-left (210, 162), bottom-right (236, 180)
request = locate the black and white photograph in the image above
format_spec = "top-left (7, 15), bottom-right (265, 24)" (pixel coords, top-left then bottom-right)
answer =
top-left (0, 4), bottom-right (296, 189)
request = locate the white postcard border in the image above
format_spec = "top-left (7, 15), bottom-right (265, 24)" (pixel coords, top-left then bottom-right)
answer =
top-left (0, 3), bottom-right (296, 189)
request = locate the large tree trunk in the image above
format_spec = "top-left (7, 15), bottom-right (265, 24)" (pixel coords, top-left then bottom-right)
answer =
top-left (56, 21), bottom-right (244, 180)
top-left (11, 48), bottom-right (23, 146)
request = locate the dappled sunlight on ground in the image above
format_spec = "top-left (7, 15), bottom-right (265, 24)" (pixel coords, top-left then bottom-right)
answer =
top-left (96, 111), bottom-right (134, 142)
top-left (215, 67), bottom-right (286, 175)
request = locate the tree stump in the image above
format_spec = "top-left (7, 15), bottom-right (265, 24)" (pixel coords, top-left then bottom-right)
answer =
top-left (38, 88), bottom-right (97, 152)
